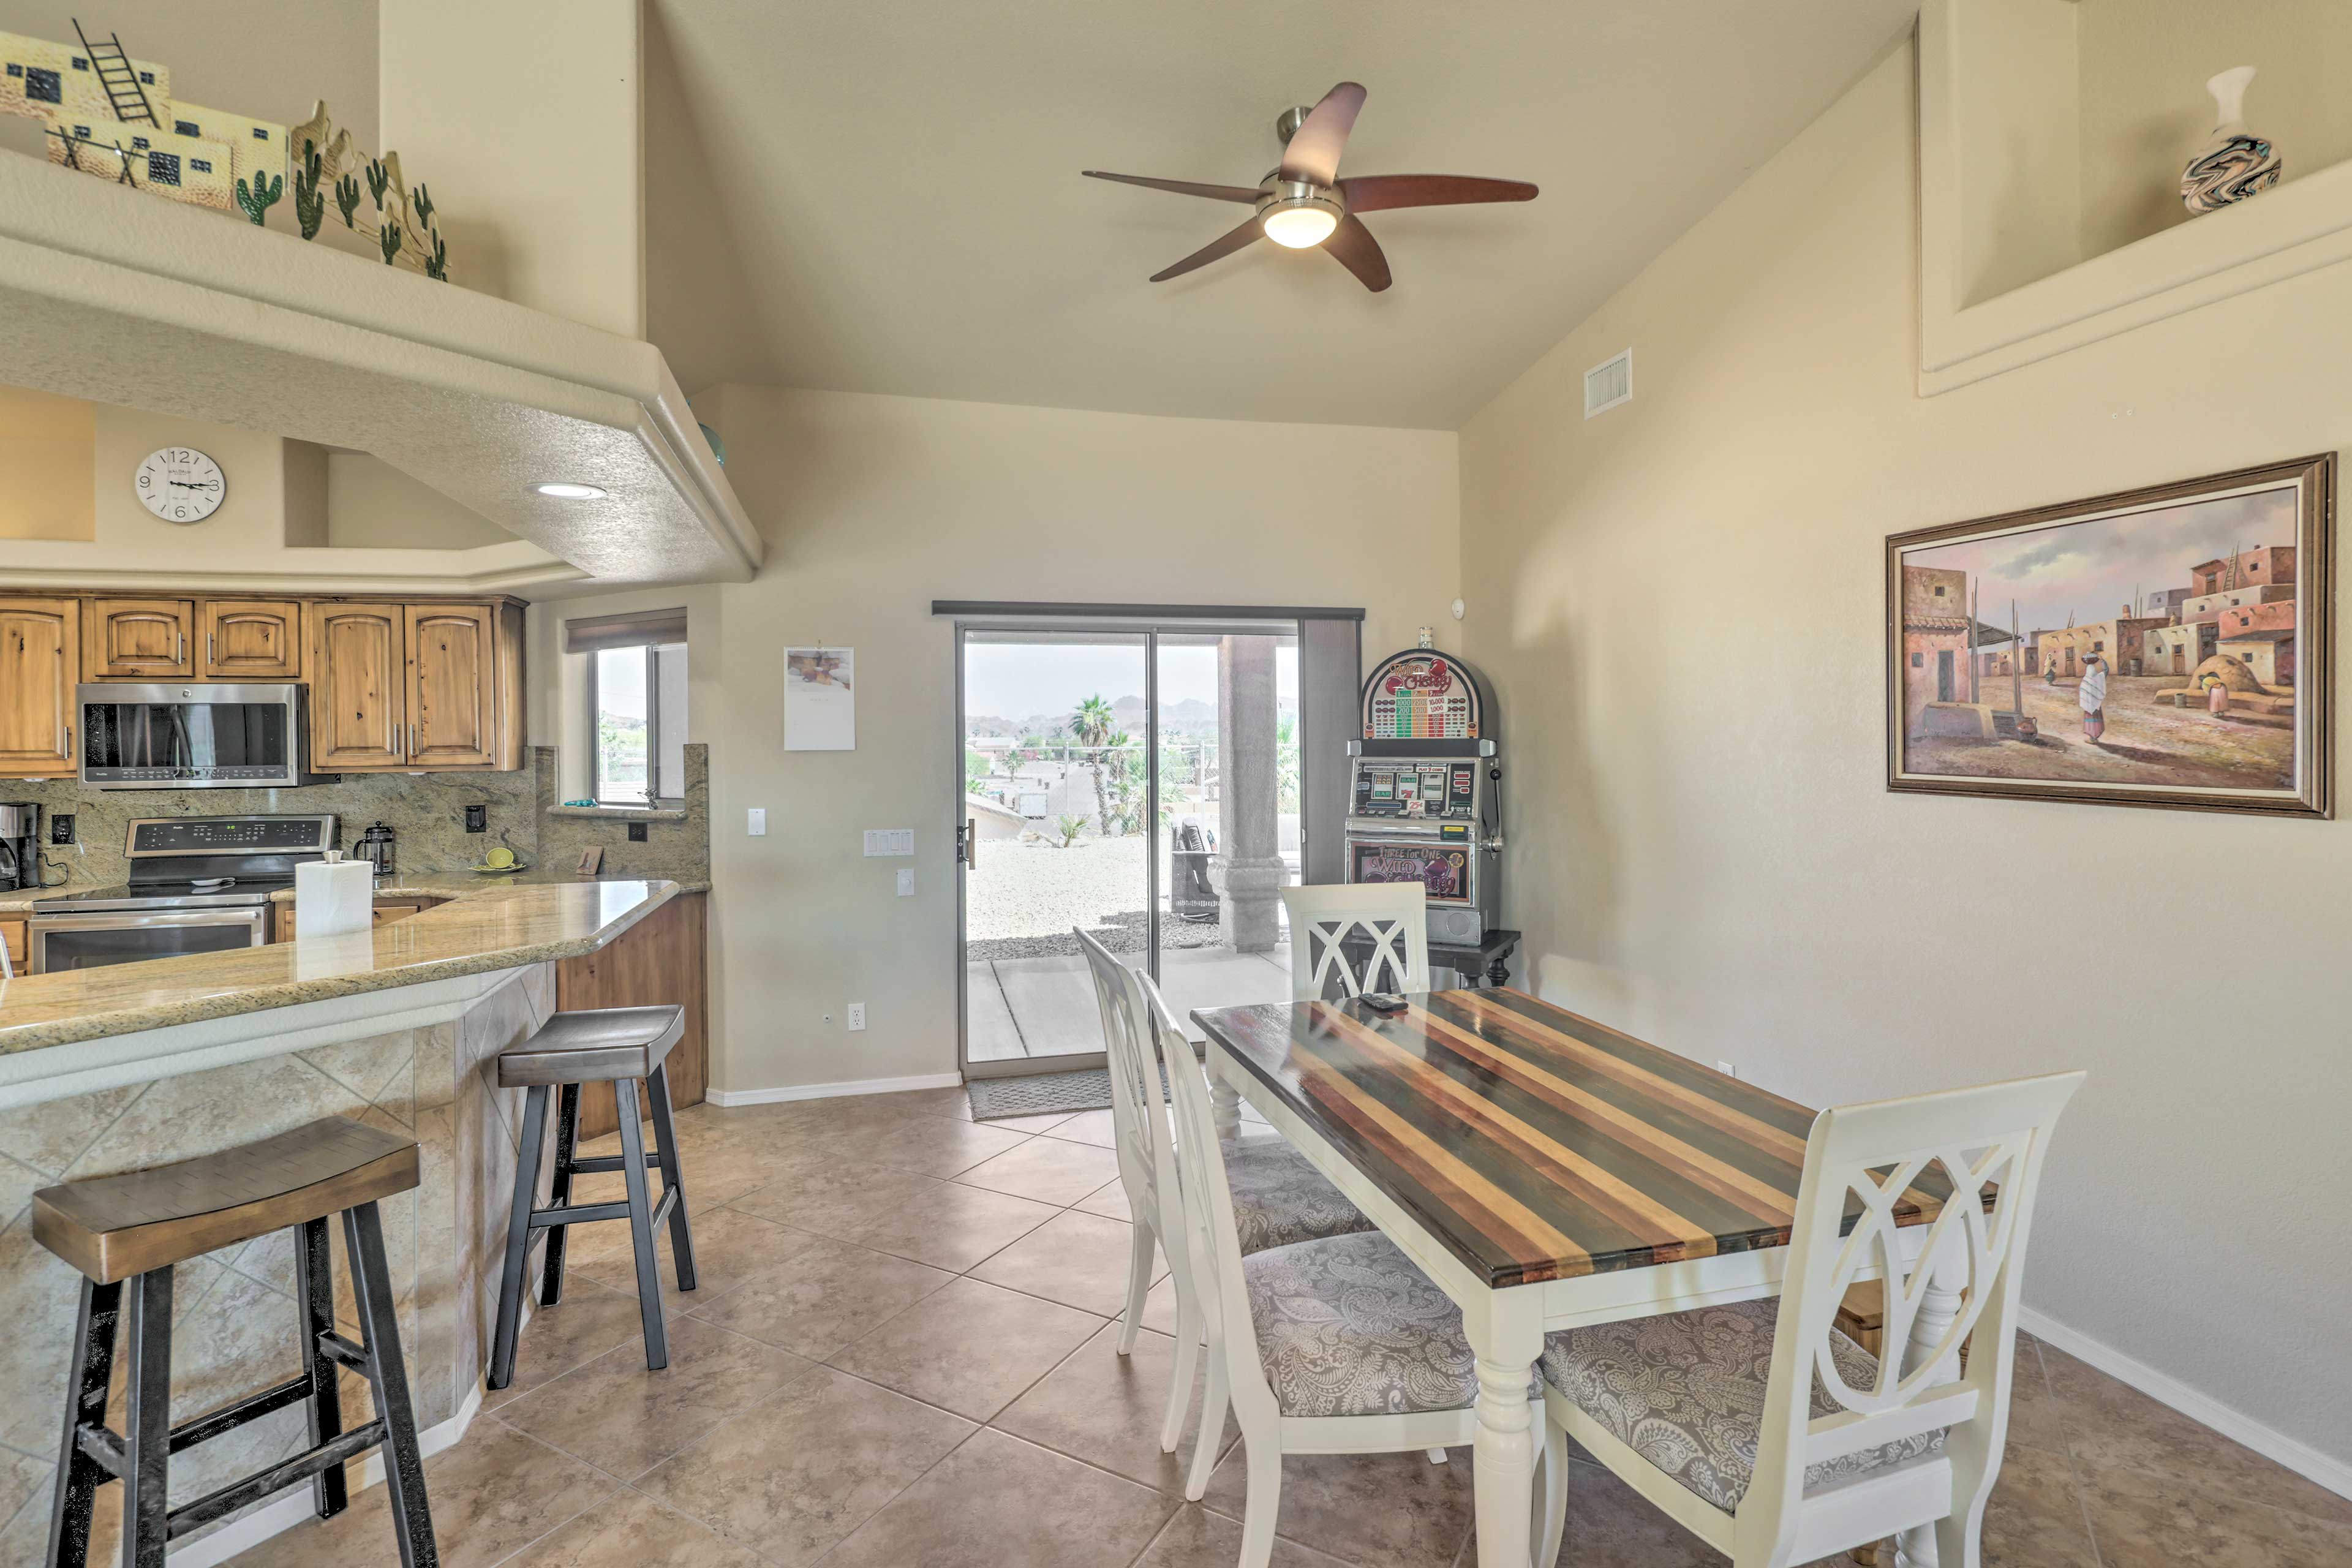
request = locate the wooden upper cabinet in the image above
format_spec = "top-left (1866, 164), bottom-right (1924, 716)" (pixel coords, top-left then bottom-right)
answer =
top-left (406, 602), bottom-right (522, 771)
top-left (0, 598), bottom-right (80, 775)
top-left (306, 602), bottom-right (408, 769)
top-left (84, 598), bottom-right (194, 679)
top-left (200, 600), bottom-right (301, 679)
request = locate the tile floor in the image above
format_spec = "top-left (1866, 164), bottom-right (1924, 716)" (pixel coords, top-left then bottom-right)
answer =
top-left (228, 1091), bottom-right (2352, 1568)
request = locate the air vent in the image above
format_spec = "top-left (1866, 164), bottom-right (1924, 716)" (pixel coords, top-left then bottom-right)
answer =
top-left (1584, 349), bottom-right (1632, 418)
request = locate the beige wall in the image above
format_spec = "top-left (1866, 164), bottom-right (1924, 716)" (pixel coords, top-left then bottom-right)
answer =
top-left (1458, 39), bottom-right (2351, 1474)
top-left (574, 386), bottom-right (1457, 1098)
top-left (379, 0), bottom-right (643, 337)
top-left (2079, 0), bottom-right (2352, 257)
top-left (0, 386), bottom-right (92, 540)
top-left (326, 451), bottom-right (515, 550)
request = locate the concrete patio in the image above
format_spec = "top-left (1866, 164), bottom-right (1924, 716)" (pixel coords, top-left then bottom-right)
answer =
top-left (968, 945), bottom-right (1293, 1062)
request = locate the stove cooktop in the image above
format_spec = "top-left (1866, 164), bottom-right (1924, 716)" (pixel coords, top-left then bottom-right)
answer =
top-left (31, 878), bottom-right (292, 914)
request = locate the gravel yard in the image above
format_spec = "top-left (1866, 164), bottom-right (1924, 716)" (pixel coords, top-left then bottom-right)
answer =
top-left (967, 836), bottom-right (1252, 959)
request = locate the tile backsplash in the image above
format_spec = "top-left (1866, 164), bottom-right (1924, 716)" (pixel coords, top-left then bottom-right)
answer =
top-left (1, 745), bottom-right (709, 889)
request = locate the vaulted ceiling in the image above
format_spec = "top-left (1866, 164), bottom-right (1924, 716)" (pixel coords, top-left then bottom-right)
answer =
top-left (646, 0), bottom-right (1919, 428)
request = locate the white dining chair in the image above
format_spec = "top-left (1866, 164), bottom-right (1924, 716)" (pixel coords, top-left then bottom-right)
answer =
top-left (1279, 883), bottom-right (1431, 1001)
top-left (1534, 1070), bottom-right (2086, 1568)
top-left (1077, 929), bottom-right (1374, 1458)
top-left (1144, 970), bottom-right (1546, 1567)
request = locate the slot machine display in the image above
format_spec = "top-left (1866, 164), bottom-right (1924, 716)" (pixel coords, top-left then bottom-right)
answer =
top-left (1343, 643), bottom-right (1501, 945)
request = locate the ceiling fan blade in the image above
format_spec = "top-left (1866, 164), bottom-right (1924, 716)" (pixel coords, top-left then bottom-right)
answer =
top-left (1084, 170), bottom-right (1262, 204)
top-left (1150, 216), bottom-right (1266, 282)
top-left (1278, 80), bottom-right (1367, 186)
top-left (1339, 173), bottom-right (1539, 213)
top-left (1322, 214), bottom-right (1391, 293)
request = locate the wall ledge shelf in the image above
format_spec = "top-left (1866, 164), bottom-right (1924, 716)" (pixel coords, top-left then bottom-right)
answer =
top-left (0, 153), bottom-right (761, 586)
top-left (1918, 0), bottom-right (2352, 396)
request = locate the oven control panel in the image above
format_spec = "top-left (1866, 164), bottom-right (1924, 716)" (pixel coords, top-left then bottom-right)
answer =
top-left (127, 815), bottom-right (339, 856)
top-left (1351, 760), bottom-right (1478, 820)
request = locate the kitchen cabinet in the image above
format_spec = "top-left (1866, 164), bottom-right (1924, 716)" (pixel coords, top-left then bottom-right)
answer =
top-left (273, 897), bottom-right (440, 942)
top-left (559, 892), bottom-right (709, 1140)
top-left (306, 600), bottom-right (523, 772)
top-left (83, 598), bottom-right (194, 680)
top-left (0, 598), bottom-right (79, 776)
top-left (1, 919), bottom-right (24, 970)
top-left (306, 602), bottom-right (409, 769)
top-left (200, 600), bottom-right (301, 679)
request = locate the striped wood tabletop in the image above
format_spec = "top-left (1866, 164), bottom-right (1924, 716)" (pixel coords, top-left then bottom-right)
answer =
top-left (1195, 988), bottom-right (1963, 1289)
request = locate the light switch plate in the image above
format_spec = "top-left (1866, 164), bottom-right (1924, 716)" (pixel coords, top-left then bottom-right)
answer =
top-left (862, 829), bottom-right (914, 856)
top-left (896, 869), bottom-right (915, 897)
top-left (748, 808), bottom-right (767, 836)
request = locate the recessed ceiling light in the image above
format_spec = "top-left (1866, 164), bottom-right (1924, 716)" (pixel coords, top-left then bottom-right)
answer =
top-left (533, 482), bottom-right (606, 500)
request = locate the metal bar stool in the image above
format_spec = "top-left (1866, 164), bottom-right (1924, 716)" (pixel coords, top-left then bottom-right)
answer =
top-left (30, 1117), bottom-right (437, 1568)
top-left (487, 1004), bottom-right (696, 1389)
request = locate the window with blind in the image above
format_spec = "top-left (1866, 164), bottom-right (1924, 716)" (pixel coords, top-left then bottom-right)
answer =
top-left (566, 609), bottom-right (688, 805)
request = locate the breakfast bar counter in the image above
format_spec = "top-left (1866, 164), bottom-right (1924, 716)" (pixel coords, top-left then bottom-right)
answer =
top-left (0, 879), bottom-right (682, 1562)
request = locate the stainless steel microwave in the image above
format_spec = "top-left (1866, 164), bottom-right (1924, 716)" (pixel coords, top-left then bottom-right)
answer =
top-left (77, 683), bottom-right (317, 789)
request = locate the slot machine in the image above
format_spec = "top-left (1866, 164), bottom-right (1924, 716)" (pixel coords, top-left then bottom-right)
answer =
top-left (1343, 642), bottom-right (1502, 945)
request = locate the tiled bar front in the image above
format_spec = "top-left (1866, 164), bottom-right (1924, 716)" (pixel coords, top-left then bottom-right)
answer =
top-left (0, 962), bottom-right (556, 1566)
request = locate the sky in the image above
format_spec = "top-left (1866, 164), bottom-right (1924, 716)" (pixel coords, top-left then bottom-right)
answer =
top-left (963, 635), bottom-right (1298, 723)
top-left (1904, 484), bottom-right (2299, 642)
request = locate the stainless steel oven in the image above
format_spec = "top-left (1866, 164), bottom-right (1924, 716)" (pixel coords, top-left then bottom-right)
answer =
top-left (77, 683), bottom-right (315, 789)
top-left (29, 904), bottom-right (269, 973)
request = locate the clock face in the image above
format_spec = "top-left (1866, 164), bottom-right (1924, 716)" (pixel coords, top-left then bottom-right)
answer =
top-left (135, 448), bottom-right (227, 524)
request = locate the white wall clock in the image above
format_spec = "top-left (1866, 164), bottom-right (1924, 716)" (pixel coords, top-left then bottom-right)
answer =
top-left (134, 447), bottom-right (227, 524)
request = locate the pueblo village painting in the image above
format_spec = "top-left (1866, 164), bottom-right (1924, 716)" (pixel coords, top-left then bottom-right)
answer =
top-left (1887, 455), bottom-right (2332, 818)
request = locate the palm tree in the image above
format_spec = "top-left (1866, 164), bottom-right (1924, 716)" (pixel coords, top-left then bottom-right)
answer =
top-left (1070, 695), bottom-right (1119, 835)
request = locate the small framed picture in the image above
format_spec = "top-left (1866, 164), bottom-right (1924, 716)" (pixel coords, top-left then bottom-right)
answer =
top-left (576, 846), bottom-right (604, 875)
top-left (1887, 453), bottom-right (2333, 817)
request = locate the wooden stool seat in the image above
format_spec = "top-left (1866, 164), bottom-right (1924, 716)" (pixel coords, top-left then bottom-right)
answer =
top-left (496, 1003), bottom-right (684, 1087)
top-left (31, 1117), bottom-right (418, 1286)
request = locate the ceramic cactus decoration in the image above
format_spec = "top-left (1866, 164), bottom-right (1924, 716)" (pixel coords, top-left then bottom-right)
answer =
top-left (234, 168), bottom-right (281, 225)
top-left (292, 141), bottom-right (325, 239)
top-left (2182, 66), bottom-right (2282, 214)
top-left (285, 102), bottom-right (451, 279)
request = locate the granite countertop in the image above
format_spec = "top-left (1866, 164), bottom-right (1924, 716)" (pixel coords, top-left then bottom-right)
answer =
top-left (0, 878), bottom-right (680, 1058)
top-left (0, 869), bottom-right (710, 916)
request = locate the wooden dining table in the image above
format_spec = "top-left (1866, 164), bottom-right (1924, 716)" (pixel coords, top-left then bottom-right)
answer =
top-left (1192, 987), bottom-right (1962, 1568)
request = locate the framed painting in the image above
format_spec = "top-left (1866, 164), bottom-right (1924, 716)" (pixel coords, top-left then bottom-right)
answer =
top-left (1887, 453), bottom-right (2333, 817)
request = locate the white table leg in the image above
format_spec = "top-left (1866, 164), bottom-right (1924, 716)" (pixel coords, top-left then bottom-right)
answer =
top-left (1894, 1233), bottom-right (1967, 1568)
top-left (1211, 1076), bottom-right (1242, 1142)
top-left (1467, 1294), bottom-right (1543, 1568)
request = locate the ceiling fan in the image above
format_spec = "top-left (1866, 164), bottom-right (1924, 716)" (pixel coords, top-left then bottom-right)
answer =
top-left (1083, 81), bottom-right (1537, 293)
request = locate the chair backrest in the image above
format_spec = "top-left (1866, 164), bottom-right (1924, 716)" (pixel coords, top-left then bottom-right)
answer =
top-left (1280, 882), bottom-right (1431, 1001)
top-left (1738, 1070), bottom-right (2085, 1553)
top-left (1142, 966), bottom-right (1281, 1422)
top-left (1076, 927), bottom-right (1166, 1208)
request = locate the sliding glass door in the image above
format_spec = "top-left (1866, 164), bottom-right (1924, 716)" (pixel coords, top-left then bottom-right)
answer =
top-left (953, 617), bottom-right (1324, 1077)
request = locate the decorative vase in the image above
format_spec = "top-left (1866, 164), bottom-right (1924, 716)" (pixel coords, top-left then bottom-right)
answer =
top-left (2181, 66), bottom-right (2282, 214)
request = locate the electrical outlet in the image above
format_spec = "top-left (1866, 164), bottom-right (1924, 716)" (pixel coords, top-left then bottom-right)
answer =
top-left (50, 814), bottom-right (73, 845)
top-left (895, 868), bottom-right (915, 897)
top-left (748, 808), bottom-right (767, 836)
top-left (847, 1002), bottom-right (867, 1031)
top-left (1716, 1060), bottom-right (1738, 1079)
top-left (628, 821), bottom-right (649, 842)
top-left (464, 804), bottom-right (487, 833)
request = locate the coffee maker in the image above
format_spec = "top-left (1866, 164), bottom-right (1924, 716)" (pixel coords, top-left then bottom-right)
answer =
top-left (0, 804), bottom-right (39, 894)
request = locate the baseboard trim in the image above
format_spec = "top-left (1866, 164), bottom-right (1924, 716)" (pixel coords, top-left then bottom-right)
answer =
top-left (170, 1380), bottom-right (486, 1566)
top-left (2018, 1305), bottom-right (2351, 1502)
top-left (706, 1071), bottom-right (964, 1106)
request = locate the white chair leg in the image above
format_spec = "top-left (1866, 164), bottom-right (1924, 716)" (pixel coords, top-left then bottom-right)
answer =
top-left (1159, 1291), bottom-right (1202, 1453)
top-left (1185, 1352), bottom-right (1229, 1500)
top-left (1536, 1409), bottom-right (1567, 1568)
top-left (1115, 1218), bottom-right (1154, 1355)
top-left (1425, 1447), bottom-right (1447, 1463)
top-left (1931, 1510), bottom-right (1977, 1568)
top-left (1237, 1437), bottom-right (1283, 1568)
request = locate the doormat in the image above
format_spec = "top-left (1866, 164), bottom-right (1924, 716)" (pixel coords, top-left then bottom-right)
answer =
top-left (967, 1069), bottom-right (1114, 1121)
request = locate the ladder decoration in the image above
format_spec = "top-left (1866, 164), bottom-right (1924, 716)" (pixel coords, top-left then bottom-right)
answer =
top-left (0, 19), bottom-right (453, 281)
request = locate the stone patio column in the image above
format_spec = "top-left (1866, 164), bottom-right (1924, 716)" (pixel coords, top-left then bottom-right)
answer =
top-left (1215, 635), bottom-right (1283, 954)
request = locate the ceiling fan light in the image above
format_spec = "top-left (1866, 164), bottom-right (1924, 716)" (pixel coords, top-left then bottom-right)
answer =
top-left (1261, 204), bottom-right (1339, 248)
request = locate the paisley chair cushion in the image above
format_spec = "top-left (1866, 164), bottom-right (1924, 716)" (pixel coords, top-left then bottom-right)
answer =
top-left (1539, 1297), bottom-right (1948, 1512)
top-left (1224, 1139), bottom-right (1377, 1255)
top-left (1242, 1231), bottom-right (1506, 1418)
